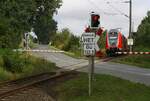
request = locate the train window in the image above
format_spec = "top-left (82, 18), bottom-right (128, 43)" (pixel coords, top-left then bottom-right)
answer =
top-left (109, 38), bottom-right (117, 46)
top-left (108, 31), bottom-right (118, 46)
top-left (109, 32), bottom-right (118, 37)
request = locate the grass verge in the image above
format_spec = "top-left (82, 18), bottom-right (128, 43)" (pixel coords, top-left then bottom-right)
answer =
top-left (112, 55), bottom-right (150, 68)
top-left (0, 49), bottom-right (57, 82)
top-left (55, 73), bottom-right (150, 101)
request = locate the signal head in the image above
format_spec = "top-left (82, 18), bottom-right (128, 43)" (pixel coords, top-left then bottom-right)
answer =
top-left (91, 14), bottom-right (100, 28)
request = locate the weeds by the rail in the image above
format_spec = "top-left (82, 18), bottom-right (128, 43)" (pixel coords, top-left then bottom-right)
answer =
top-left (112, 55), bottom-right (150, 68)
top-left (0, 49), bottom-right (57, 81)
top-left (0, 67), bottom-right (13, 81)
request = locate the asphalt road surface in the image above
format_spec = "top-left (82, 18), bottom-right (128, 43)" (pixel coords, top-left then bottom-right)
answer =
top-left (32, 45), bottom-right (88, 68)
top-left (33, 45), bottom-right (150, 86)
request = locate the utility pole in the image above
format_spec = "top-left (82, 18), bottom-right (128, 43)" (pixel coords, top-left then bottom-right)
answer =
top-left (129, 0), bottom-right (132, 52)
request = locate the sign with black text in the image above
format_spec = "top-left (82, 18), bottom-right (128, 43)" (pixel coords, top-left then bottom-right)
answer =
top-left (82, 33), bottom-right (95, 56)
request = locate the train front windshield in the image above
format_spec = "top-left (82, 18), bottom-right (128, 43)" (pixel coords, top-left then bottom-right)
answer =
top-left (108, 32), bottom-right (118, 46)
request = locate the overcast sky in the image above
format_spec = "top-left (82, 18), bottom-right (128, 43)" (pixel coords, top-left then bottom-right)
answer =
top-left (54, 0), bottom-right (150, 36)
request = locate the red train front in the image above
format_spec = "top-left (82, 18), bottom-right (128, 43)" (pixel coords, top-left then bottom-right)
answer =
top-left (106, 29), bottom-right (127, 56)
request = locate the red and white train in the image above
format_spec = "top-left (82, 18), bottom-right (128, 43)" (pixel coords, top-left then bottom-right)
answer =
top-left (106, 29), bottom-right (128, 56)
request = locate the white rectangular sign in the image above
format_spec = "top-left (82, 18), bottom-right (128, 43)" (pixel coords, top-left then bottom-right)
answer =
top-left (127, 38), bottom-right (133, 45)
top-left (82, 33), bottom-right (95, 56)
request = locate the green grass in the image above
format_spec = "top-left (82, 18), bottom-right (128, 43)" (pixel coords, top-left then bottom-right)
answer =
top-left (0, 67), bottom-right (14, 81)
top-left (55, 73), bottom-right (150, 101)
top-left (134, 46), bottom-right (150, 52)
top-left (20, 55), bottom-right (56, 77)
top-left (112, 55), bottom-right (150, 68)
top-left (0, 49), bottom-right (57, 81)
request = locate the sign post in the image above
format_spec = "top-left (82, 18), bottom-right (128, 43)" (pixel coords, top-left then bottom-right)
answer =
top-left (82, 12), bottom-right (101, 96)
top-left (88, 56), bottom-right (94, 96)
top-left (82, 32), bottom-right (95, 96)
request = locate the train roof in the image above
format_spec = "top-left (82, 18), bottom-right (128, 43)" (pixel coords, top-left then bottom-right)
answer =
top-left (109, 29), bottom-right (119, 33)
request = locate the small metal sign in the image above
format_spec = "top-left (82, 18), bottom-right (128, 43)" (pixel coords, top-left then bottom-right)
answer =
top-left (127, 38), bottom-right (133, 45)
top-left (82, 32), bottom-right (95, 56)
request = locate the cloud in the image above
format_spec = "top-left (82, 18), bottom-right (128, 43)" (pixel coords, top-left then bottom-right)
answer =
top-left (54, 0), bottom-right (150, 36)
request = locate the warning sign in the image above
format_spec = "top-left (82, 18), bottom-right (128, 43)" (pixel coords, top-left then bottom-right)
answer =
top-left (82, 33), bottom-right (95, 56)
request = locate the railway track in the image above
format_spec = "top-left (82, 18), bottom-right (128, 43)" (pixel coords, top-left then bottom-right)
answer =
top-left (0, 55), bottom-right (123, 100)
top-left (0, 58), bottom-right (91, 100)
top-left (100, 57), bottom-right (114, 62)
top-left (0, 70), bottom-right (77, 99)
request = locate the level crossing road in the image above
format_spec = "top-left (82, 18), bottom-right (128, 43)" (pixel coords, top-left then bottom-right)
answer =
top-left (32, 45), bottom-right (150, 86)
top-left (32, 45), bottom-right (88, 68)
top-left (80, 62), bottom-right (150, 86)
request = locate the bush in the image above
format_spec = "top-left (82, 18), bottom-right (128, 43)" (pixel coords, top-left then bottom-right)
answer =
top-left (2, 50), bottom-right (25, 73)
top-left (21, 55), bottom-right (56, 76)
top-left (28, 57), bottom-right (56, 73)
top-left (0, 67), bottom-right (13, 81)
top-left (0, 49), bottom-right (57, 81)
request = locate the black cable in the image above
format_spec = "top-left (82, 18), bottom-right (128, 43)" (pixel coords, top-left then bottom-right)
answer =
top-left (106, 1), bottom-right (129, 19)
top-left (87, 0), bottom-right (118, 15)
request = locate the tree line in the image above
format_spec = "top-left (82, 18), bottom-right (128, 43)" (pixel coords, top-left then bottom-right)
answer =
top-left (52, 28), bottom-right (81, 56)
top-left (135, 11), bottom-right (150, 49)
top-left (0, 0), bottom-right (62, 48)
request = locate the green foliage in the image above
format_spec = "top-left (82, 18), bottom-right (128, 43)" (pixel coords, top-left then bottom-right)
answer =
top-left (63, 34), bottom-right (80, 51)
top-left (2, 51), bottom-right (56, 74)
top-left (0, 0), bottom-right (62, 48)
top-left (25, 56), bottom-right (56, 75)
top-left (0, 67), bottom-right (13, 81)
top-left (98, 30), bottom-right (107, 54)
top-left (34, 17), bottom-right (58, 44)
top-left (32, 0), bottom-right (62, 44)
top-left (134, 46), bottom-right (150, 52)
top-left (0, 49), bottom-right (57, 81)
top-left (52, 28), bottom-right (71, 49)
top-left (2, 50), bottom-right (24, 73)
top-left (0, 57), bottom-right (3, 67)
top-left (0, 0), bottom-right (36, 48)
top-left (136, 11), bottom-right (150, 48)
top-left (52, 28), bottom-right (82, 56)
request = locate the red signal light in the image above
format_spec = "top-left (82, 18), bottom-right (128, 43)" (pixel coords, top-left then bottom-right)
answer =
top-left (91, 14), bottom-right (100, 27)
top-left (92, 15), bottom-right (100, 21)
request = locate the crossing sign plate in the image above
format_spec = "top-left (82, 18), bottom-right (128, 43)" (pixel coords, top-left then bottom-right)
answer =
top-left (82, 32), bottom-right (95, 56)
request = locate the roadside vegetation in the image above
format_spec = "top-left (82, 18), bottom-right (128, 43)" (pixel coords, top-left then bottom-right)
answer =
top-left (0, 0), bottom-right (61, 82)
top-left (0, 49), bottom-right (56, 81)
top-left (51, 28), bottom-right (83, 58)
top-left (112, 55), bottom-right (150, 68)
top-left (134, 11), bottom-right (150, 49)
top-left (0, 0), bottom-right (62, 48)
top-left (55, 73), bottom-right (150, 101)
